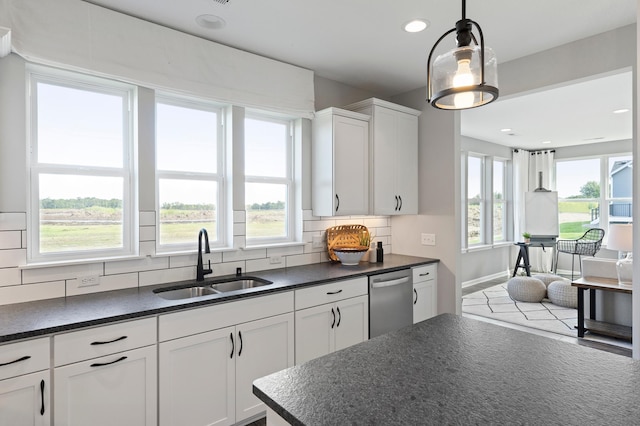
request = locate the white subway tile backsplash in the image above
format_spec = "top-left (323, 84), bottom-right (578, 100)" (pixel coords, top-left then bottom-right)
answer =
top-left (67, 273), bottom-right (138, 296)
top-left (285, 253), bottom-right (321, 268)
top-left (139, 266), bottom-right (193, 287)
top-left (0, 268), bottom-right (21, 287)
top-left (233, 236), bottom-right (246, 250)
top-left (169, 252), bottom-right (221, 268)
top-left (140, 241), bottom-right (156, 257)
top-left (233, 222), bottom-right (246, 236)
top-left (0, 281), bottom-right (65, 306)
top-left (139, 226), bottom-right (156, 242)
top-left (105, 256), bottom-right (168, 275)
top-left (302, 210), bottom-right (318, 221)
top-left (223, 248), bottom-right (266, 262)
top-left (364, 217), bottom-right (390, 228)
top-left (0, 213), bottom-right (26, 231)
top-left (0, 249), bottom-right (26, 268)
top-left (0, 231), bottom-right (21, 249)
top-left (233, 210), bottom-right (246, 223)
top-left (22, 263), bottom-right (103, 285)
top-left (303, 219), bottom-right (336, 232)
top-left (267, 245), bottom-right (304, 257)
top-left (245, 258), bottom-right (284, 273)
top-left (212, 261), bottom-right (245, 277)
top-left (139, 211), bottom-right (155, 226)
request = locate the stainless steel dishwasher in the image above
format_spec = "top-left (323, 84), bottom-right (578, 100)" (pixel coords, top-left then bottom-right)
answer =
top-left (369, 268), bottom-right (413, 338)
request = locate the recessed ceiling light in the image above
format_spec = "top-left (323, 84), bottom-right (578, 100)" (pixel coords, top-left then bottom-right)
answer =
top-left (613, 108), bottom-right (630, 114)
top-left (196, 14), bottom-right (226, 30)
top-left (541, 140), bottom-right (551, 144)
top-left (500, 128), bottom-right (512, 132)
top-left (404, 19), bottom-right (429, 33)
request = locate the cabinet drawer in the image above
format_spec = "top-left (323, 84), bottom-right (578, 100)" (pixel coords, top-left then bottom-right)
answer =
top-left (413, 264), bottom-right (436, 283)
top-left (0, 337), bottom-right (50, 380)
top-left (159, 291), bottom-right (294, 342)
top-left (54, 317), bottom-right (156, 367)
top-left (295, 277), bottom-right (367, 310)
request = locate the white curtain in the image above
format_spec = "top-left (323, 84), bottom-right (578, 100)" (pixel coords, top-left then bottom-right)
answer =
top-left (0, 0), bottom-right (315, 118)
top-left (512, 150), bottom-right (529, 241)
top-left (528, 151), bottom-right (556, 272)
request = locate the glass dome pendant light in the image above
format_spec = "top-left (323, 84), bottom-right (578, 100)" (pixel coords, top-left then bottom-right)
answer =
top-left (426, 0), bottom-right (499, 110)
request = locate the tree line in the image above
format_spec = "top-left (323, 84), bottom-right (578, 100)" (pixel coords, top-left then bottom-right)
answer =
top-left (40, 197), bottom-right (122, 209)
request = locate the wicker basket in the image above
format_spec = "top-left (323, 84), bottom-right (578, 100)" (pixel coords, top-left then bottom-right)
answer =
top-left (326, 224), bottom-right (370, 262)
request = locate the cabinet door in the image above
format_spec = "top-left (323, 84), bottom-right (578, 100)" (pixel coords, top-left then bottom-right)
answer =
top-left (0, 370), bottom-right (50, 426)
top-left (413, 280), bottom-right (437, 324)
top-left (334, 295), bottom-right (369, 352)
top-left (371, 106), bottom-right (399, 215)
top-left (394, 112), bottom-right (418, 214)
top-left (54, 345), bottom-right (157, 426)
top-left (333, 114), bottom-right (369, 215)
top-left (235, 313), bottom-right (294, 422)
top-left (294, 304), bottom-right (334, 365)
top-left (159, 327), bottom-right (235, 426)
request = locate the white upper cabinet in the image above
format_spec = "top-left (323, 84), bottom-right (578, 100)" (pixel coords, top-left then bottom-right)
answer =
top-left (312, 108), bottom-right (370, 216)
top-left (345, 98), bottom-right (421, 215)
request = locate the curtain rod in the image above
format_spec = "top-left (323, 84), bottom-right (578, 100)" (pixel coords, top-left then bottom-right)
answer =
top-left (512, 149), bottom-right (555, 154)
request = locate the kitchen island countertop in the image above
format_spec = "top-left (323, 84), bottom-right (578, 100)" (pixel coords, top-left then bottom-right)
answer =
top-left (0, 254), bottom-right (437, 343)
top-left (253, 313), bottom-right (640, 425)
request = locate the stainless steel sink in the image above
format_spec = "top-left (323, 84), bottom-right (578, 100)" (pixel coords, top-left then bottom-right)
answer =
top-left (154, 276), bottom-right (273, 300)
top-left (154, 285), bottom-right (219, 300)
top-left (210, 277), bottom-right (272, 293)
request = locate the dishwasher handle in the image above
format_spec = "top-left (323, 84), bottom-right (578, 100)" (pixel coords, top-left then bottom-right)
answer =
top-left (370, 276), bottom-right (410, 288)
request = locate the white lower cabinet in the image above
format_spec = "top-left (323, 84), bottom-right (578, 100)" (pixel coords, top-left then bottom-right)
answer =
top-left (53, 345), bottom-right (157, 426)
top-left (294, 278), bottom-right (369, 365)
top-left (158, 292), bottom-right (295, 426)
top-left (53, 318), bottom-right (157, 426)
top-left (412, 264), bottom-right (438, 323)
top-left (0, 337), bottom-right (51, 426)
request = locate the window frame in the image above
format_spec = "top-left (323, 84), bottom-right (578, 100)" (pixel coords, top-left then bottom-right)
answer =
top-left (27, 66), bottom-right (137, 263)
top-left (244, 112), bottom-right (295, 246)
top-left (154, 93), bottom-right (226, 253)
top-left (462, 152), bottom-right (512, 250)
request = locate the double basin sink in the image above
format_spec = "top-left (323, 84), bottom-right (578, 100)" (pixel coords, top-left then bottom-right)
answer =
top-left (154, 276), bottom-right (273, 301)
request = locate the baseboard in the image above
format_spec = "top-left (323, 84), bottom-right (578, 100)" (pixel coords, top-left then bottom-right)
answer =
top-left (462, 270), bottom-right (510, 288)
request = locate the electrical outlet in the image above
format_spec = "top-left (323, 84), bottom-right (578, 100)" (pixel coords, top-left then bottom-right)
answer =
top-left (269, 256), bottom-right (283, 264)
top-left (421, 233), bottom-right (436, 246)
top-left (78, 275), bottom-right (100, 288)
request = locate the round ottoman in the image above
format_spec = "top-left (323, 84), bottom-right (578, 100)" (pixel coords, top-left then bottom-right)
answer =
top-left (507, 276), bottom-right (546, 302)
top-left (547, 280), bottom-right (577, 308)
top-left (532, 273), bottom-right (564, 288)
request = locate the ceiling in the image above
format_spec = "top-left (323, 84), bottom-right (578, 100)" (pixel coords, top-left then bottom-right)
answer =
top-left (83, 0), bottom-right (636, 149)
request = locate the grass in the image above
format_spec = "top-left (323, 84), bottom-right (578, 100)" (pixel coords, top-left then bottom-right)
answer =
top-left (40, 209), bottom-right (286, 251)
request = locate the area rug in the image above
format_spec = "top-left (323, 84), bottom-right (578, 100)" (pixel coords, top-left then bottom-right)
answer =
top-left (462, 283), bottom-right (578, 337)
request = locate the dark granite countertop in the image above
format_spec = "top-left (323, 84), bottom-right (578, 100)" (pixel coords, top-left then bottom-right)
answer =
top-left (0, 254), bottom-right (437, 343)
top-left (253, 313), bottom-right (640, 426)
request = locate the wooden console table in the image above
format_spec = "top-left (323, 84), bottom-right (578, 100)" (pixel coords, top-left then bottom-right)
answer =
top-left (571, 276), bottom-right (632, 341)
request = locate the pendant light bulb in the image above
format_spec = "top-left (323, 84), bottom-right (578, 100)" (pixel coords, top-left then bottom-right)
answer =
top-left (452, 58), bottom-right (475, 108)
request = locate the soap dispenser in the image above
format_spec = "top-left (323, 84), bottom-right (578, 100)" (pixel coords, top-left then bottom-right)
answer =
top-left (376, 241), bottom-right (384, 263)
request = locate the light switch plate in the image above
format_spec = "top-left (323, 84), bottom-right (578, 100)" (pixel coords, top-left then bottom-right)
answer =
top-left (421, 233), bottom-right (436, 246)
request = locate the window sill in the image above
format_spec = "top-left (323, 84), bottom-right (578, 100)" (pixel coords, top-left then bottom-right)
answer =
top-left (21, 254), bottom-right (148, 270)
top-left (242, 241), bottom-right (306, 250)
top-left (462, 241), bottom-right (515, 254)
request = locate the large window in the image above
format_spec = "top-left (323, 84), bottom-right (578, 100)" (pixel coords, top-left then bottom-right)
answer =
top-left (245, 114), bottom-right (294, 244)
top-left (556, 155), bottom-right (632, 239)
top-left (155, 96), bottom-right (224, 251)
top-left (28, 69), bottom-right (136, 262)
top-left (463, 153), bottom-right (510, 248)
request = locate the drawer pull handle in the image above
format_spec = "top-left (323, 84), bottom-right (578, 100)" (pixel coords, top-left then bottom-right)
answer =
top-left (326, 289), bottom-right (343, 295)
top-left (90, 335), bottom-right (127, 346)
top-left (419, 272), bottom-right (430, 277)
top-left (0, 355), bottom-right (31, 367)
top-left (40, 380), bottom-right (45, 415)
top-left (90, 356), bottom-right (127, 368)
